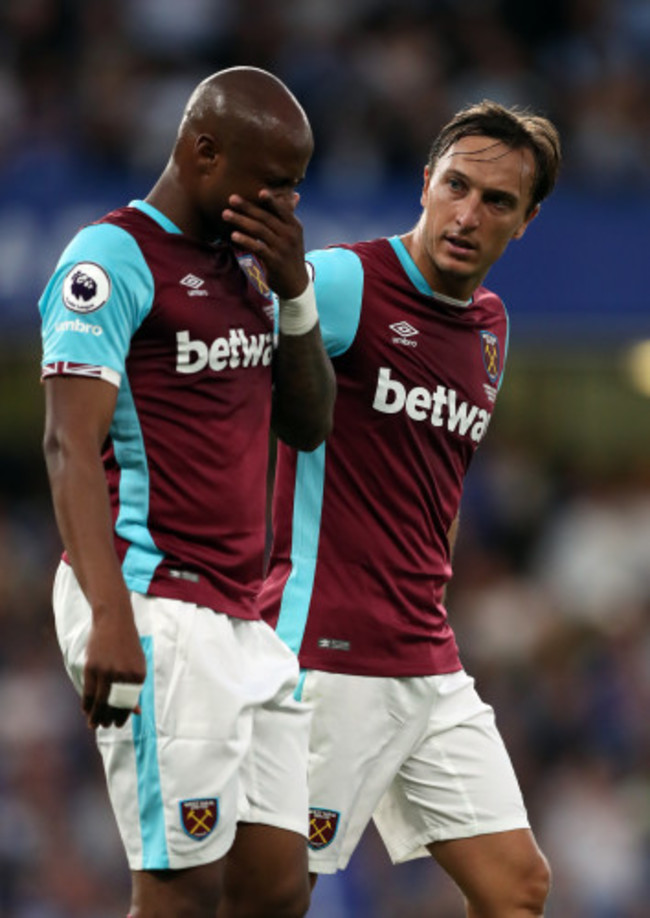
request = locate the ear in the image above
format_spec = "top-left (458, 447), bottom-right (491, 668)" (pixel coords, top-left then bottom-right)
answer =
top-left (195, 133), bottom-right (220, 173)
top-left (420, 165), bottom-right (433, 208)
top-left (513, 203), bottom-right (540, 240)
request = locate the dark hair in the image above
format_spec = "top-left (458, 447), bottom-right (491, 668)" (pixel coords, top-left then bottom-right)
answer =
top-left (428, 100), bottom-right (562, 214)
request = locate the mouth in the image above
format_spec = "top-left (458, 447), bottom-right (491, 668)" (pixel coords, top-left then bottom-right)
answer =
top-left (443, 234), bottom-right (477, 257)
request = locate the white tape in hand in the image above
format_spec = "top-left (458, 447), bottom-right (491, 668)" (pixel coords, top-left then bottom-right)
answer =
top-left (107, 682), bottom-right (142, 709)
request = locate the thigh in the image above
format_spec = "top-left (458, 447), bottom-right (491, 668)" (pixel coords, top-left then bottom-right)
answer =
top-left (220, 824), bottom-right (310, 917)
top-left (429, 827), bottom-right (548, 912)
top-left (300, 670), bottom-right (427, 874)
top-left (373, 670), bottom-right (529, 865)
top-left (131, 859), bottom-right (225, 917)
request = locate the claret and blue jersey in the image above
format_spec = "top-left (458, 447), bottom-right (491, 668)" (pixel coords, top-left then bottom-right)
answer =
top-left (259, 236), bottom-right (510, 676)
top-left (40, 200), bottom-right (275, 619)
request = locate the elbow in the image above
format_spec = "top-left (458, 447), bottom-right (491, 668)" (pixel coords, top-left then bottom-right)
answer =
top-left (278, 411), bottom-right (333, 452)
top-left (43, 424), bottom-right (73, 482)
top-left (42, 426), bottom-right (62, 471)
top-left (295, 420), bottom-right (333, 452)
top-left (273, 393), bottom-right (335, 451)
top-left (273, 374), bottom-right (336, 451)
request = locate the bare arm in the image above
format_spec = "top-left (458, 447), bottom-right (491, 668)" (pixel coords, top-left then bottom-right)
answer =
top-left (272, 317), bottom-right (335, 451)
top-left (223, 190), bottom-right (336, 451)
top-left (43, 376), bottom-right (146, 729)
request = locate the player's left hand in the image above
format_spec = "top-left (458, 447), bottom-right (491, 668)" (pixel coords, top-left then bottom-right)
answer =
top-left (222, 190), bottom-right (309, 300)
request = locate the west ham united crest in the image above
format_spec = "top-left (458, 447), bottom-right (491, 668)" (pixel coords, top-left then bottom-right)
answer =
top-left (237, 253), bottom-right (272, 300)
top-left (308, 807), bottom-right (340, 851)
top-left (479, 330), bottom-right (500, 384)
top-left (180, 798), bottom-right (219, 841)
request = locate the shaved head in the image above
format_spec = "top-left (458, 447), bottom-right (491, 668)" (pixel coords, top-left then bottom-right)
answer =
top-left (178, 66), bottom-right (313, 156)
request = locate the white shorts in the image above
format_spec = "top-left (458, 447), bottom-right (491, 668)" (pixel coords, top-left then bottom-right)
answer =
top-left (300, 668), bottom-right (529, 873)
top-left (53, 561), bottom-right (310, 871)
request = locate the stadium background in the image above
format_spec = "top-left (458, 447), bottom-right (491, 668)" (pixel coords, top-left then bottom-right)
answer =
top-left (1, 1), bottom-right (649, 915)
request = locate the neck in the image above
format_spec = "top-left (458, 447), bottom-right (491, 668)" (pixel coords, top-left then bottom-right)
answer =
top-left (401, 225), bottom-right (480, 302)
top-left (146, 165), bottom-right (205, 240)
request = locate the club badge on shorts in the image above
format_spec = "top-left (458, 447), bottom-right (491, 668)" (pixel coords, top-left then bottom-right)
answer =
top-left (180, 798), bottom-right (219, 840)
top-left (308, 807), bottom-right (340, 850)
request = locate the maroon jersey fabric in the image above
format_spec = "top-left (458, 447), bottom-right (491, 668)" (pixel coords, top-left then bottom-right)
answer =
top-left (41, 202), bottom-right (275, 619)
top-left (259, 236), bottom-right (508, 673)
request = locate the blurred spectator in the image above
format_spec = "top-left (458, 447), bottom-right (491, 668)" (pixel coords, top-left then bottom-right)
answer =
top-left (0, 0), bottom-right (648, 187)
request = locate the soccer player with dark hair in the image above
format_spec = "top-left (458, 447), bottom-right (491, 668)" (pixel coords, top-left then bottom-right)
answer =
top-left (256, 100), bottom-right (562, 916)
top-left (40, 67), bottom-right (335, 918)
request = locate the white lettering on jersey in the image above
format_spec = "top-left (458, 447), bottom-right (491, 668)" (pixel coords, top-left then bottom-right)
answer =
top-left (55, 318), bottom-right (103, 336)
top-left (372, 367), bottom-right (490, 443)
top-left (176, 329), bottom-right (273, 374)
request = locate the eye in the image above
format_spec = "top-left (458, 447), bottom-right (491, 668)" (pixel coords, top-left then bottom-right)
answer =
top-left (486, 193), bottom-right (515, 212)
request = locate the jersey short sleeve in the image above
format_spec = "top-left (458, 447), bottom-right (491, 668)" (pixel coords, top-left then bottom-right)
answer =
top-left (39, 222), bottom-right (155, 385)
top-left (307, 247), bottom-right (364, 357)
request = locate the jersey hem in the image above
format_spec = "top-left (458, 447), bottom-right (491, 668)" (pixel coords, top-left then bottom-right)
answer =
top-left (298, 660), bottom-right (463, 678)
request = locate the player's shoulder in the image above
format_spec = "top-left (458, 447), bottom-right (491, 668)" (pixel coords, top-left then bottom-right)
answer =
top-left (305, 242), bottom-right (382, 358)
top-left (306, 237), bottom-right (390, 281)
top-left (473, 283), bottom-right (508, 322)
top-left (40, 207), bottom-right (156, 327)
top-left (60, 210), bottom-right (146, 268)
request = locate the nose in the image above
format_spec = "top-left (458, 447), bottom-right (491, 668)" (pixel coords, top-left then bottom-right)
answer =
top-left (269, 188), bottom-right (300, 212)
top-left (456, 193), bottom-right (481, 230)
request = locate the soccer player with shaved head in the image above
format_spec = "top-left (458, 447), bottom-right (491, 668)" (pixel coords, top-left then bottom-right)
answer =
top-left (257, 101), bottom-right (561, 916)
top-left (40, 67), bottom-right (335, 918)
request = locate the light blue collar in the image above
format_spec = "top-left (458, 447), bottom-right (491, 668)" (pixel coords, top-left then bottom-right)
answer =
top-left (389, 235), bottom-right (472, 307)
top-left (130, 199), bottom-right (183, 235)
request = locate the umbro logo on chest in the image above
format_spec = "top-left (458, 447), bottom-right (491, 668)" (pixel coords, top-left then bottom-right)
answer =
top-left (180, 274), bottom-right (208, 297)
top-left (389, 320), bottom-right (419, 347)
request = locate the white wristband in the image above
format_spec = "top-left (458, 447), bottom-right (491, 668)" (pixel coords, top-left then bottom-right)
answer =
top-left (107, 682), bottom-right (142, 709)
top-left (278, 278), bottom-right (318, 336)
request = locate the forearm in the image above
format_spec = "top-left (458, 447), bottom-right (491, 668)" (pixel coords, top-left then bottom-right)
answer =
top-left (272, 326), bottom-right (335, 450)
top-left (272, 281), bottom-right (336, 450)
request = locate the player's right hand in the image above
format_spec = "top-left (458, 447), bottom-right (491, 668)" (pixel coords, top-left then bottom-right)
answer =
top-left (82, 613), bottom-right (146, 729)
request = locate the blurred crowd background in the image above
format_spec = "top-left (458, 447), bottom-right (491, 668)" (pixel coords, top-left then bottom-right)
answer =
top-left (1, 0), bottom-right (650, 915)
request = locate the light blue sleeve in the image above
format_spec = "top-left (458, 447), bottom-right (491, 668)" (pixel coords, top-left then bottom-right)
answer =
top-left (39, 223), bottom-right (155, 378)
top-left (307, 247), bottom-right (364, 357)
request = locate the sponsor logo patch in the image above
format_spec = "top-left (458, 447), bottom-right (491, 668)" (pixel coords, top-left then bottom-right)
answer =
top-left (180, 798), bottom-right (219, 840)
top-left (372, 367), bottom-right (491, 444)
top-left (308, 807), bottom-right (340, 851)
top-left (480, 330), bottom-right (500, 384)
top-left (62, 262), bottom-right (111, 314)
top-left (175, 329), bottom-right (273, 374)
